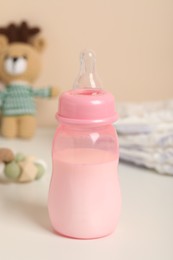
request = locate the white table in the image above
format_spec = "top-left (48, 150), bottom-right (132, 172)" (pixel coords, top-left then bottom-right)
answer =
top-left (0, 128), bottom-right (173, 260)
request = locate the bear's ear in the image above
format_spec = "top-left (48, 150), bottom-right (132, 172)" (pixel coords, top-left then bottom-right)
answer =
top-left (30, 36), bottom-right (46, 52)
top-left (0, 35), bottom-right (8, 50)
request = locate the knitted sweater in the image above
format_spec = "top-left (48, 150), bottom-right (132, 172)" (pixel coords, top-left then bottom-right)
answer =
top-left (0, 82), bottom-right (51, 116)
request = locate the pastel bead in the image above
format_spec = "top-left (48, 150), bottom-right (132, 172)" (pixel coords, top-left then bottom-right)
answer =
top-left (18, 161), bottom-right (37, 182)
top-left (0, 148), bottom-right (14, 163)
top-left (0, 163), bottom-right (10, 182)
top-left (35, 163), bottom-right (45, 180)
top-left (4, 161), bottom-right (21, 180)
top-left (25, 156), bottom-right (36, 162)
top-left (35, 159), bottom-right (47, 170)
top-left (15, 153), bottom-right (25, 162)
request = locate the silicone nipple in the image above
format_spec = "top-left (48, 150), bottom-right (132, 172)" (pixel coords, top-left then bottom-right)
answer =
top-left (73, 50), bottom-right (102, 90)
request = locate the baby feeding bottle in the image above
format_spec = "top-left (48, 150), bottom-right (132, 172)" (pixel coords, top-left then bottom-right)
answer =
top-left (48, 50), bottom-right (121, 239)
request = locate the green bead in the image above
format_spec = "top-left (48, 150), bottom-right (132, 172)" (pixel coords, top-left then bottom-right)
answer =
top-left (15, 153), bottom-right (25, 162)
top-left (4, 161), bottom-right (21, 180)
top-left (35, 163), bottom-right (45, 180)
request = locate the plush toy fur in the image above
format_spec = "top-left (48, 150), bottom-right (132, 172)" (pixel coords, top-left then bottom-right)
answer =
top-left (0, 21), bottom-right (59, 138)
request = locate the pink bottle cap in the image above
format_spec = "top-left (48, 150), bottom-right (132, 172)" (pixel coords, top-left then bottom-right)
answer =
top-left (56, 50), bottom-right (118, 125)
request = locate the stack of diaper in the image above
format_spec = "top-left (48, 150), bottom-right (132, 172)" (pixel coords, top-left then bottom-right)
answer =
top-left (115, 100), bottom-right (173, 175)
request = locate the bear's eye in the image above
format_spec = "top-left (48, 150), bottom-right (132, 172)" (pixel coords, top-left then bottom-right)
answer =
top-left (23, 55), bottom-right (27, 60)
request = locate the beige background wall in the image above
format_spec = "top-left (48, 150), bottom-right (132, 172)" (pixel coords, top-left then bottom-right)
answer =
top-left (0, 0), bottom-right (173, 125)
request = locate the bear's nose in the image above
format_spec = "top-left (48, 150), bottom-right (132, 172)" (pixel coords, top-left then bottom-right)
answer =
top-left (12, 57), bottom-right (18, 62)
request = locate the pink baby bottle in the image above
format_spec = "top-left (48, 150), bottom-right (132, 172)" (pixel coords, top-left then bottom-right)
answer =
top-left (48, 50), bottom-right (121, 239)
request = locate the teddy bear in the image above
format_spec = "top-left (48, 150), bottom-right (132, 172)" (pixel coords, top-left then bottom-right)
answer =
top-left (0, 21), bottom-right (59, 138)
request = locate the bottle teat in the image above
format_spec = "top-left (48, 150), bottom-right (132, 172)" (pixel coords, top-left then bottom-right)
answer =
top-left (73, 49), bottom-right (102, 90)
top-left (57, 50), bottom-right (118, 124)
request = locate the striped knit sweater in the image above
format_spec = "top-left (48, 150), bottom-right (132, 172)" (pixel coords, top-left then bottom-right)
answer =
top-left (0, 82), bottom-right (51, 116)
